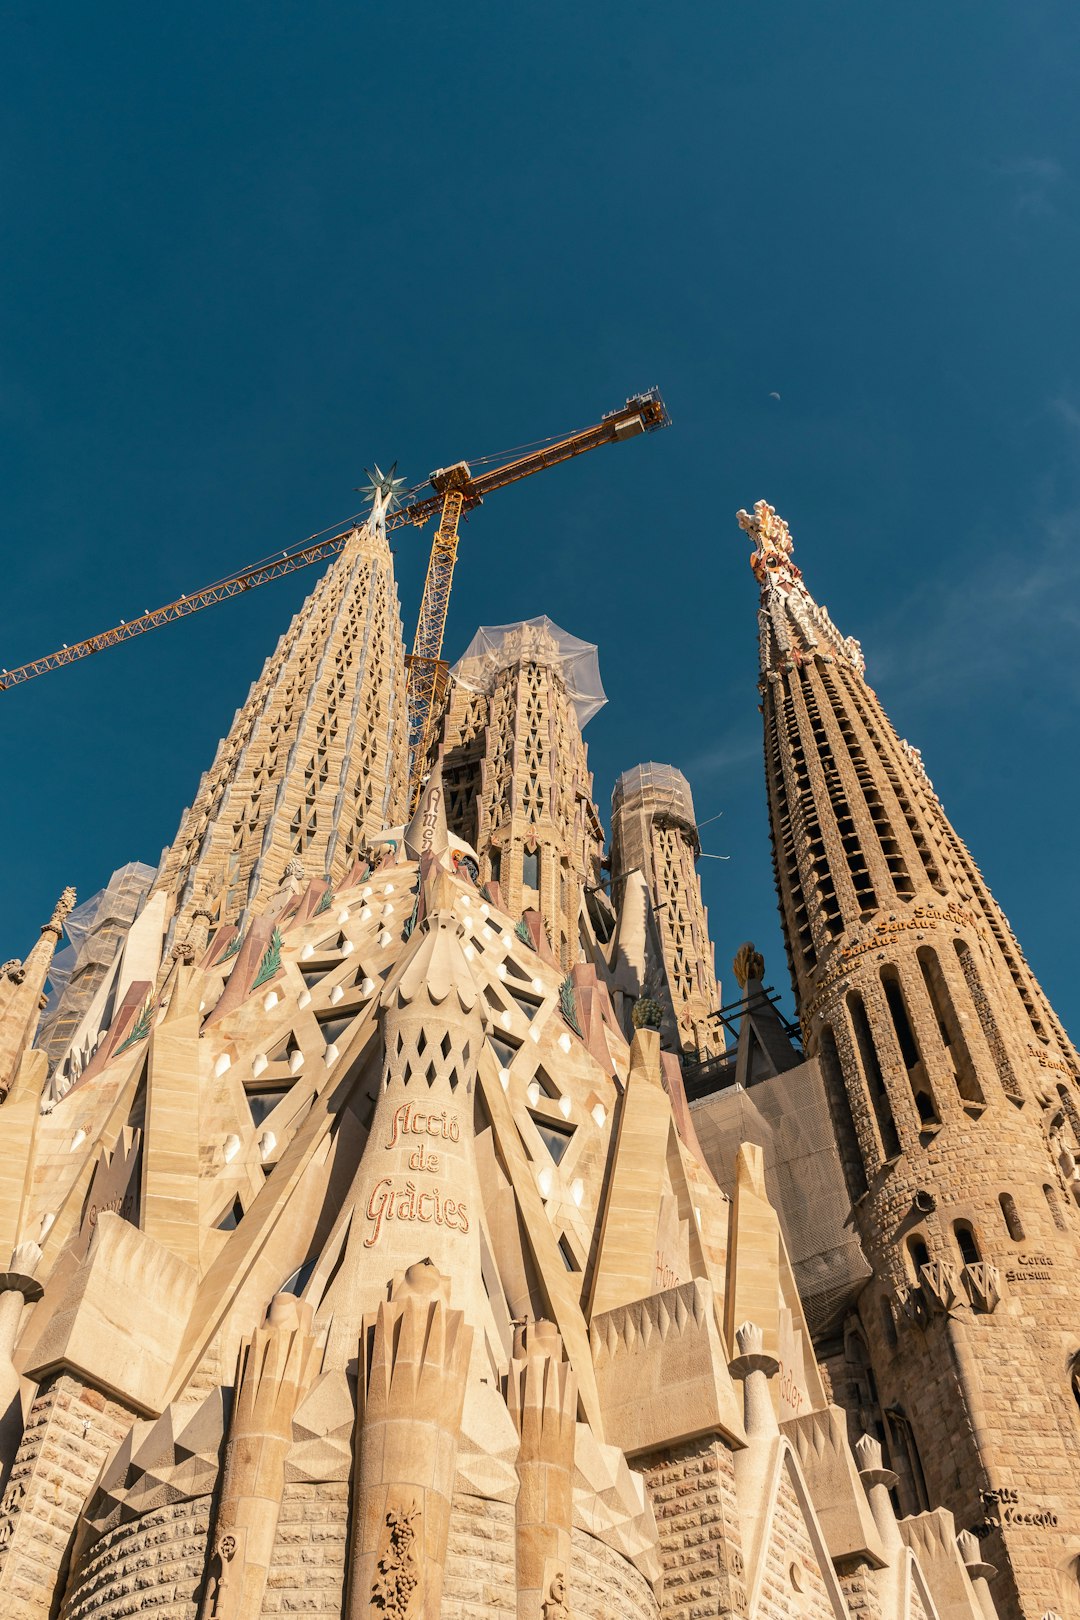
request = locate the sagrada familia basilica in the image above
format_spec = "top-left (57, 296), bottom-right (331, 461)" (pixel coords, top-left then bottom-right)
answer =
top-left (0, 466), bottom-right (1078, 1620)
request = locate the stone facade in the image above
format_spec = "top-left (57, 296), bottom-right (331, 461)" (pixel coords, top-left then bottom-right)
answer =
top-left (0, 506), bottom-right (1011, 1620)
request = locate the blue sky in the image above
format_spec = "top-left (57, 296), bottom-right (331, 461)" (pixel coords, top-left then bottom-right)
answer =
top-left (3, 2), bottom-right (1079, 1033)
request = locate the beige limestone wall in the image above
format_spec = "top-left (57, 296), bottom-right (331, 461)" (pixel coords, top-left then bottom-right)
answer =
top-left (757, 1467), bottom-right (836, 1620)
top-left (640, 1435), bottom-right (747, 1620)
top-left (261, 1479), bottom-right (349, 1618)
top-left (571, 1526), bottom-right (659, 1620)
top-left (60, 1497), bottom-right (212, 1620)
top-left (442, 1492), bottom-right (516, 1620)
top-left (836, 1563), bottom-right (884, 1620)
top-left (0, 1374), bottom-right (133, 1620)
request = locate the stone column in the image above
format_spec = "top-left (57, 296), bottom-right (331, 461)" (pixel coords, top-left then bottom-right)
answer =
top-left (507, 1318), bottom-right (577, 1620)
top-left (0, 1247), bottom-right (42, 1490)
top-left (854, 1434), bottom-right (902, 1555)
top-left (199, 1295), bottom-right (322, 1620)
top-left (347, 1260), bottom-right (472, 1620)
top-left (957, 1528), bottom-right (1000, 1620)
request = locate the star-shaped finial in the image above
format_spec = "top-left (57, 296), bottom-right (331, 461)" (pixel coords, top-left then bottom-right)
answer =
top-left (356, 461), bottom-right (408, 512)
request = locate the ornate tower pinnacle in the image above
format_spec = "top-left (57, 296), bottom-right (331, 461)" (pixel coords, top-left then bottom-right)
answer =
top-left (737, 500), bottom-right (864, 677)
top-left (743, 500), bottom-right (1080, 1619)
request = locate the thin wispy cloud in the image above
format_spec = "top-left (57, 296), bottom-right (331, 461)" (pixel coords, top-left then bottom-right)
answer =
top-left (995, 156), bottom-right (1066, 218)
top-left (866, 502), bottom-right (1080, 715)
top-left (683, 726), bottom-right (761, 782)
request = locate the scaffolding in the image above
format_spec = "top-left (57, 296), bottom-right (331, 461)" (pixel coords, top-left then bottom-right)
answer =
top-left (38, 861), bottom-right (156, 1065)
top-left (450, 616), bottom-right (607, 728)
top-left (690, 1057), bottom-right (872, 1341)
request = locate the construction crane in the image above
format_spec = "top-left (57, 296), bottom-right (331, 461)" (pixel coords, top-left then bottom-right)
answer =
top-left (1, 389), bottom-right (670, 808)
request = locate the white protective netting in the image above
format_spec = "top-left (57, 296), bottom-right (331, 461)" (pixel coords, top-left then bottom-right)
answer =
top-left (691, 1064), bottom-right (872, 1340)
top-left (40, 862), bottom-right (156, 1038)
top-left (450, 616), bottom-right (607, 728)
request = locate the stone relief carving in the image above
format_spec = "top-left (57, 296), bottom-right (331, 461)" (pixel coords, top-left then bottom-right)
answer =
top-left (371, 1503), bottom-right (421, 1616)
top-left (541, 1571), bottom-right (571, 1620)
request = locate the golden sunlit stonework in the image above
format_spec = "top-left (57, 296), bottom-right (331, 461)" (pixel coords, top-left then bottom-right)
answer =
top-left (0, 488), bottom-right (1068, 1619)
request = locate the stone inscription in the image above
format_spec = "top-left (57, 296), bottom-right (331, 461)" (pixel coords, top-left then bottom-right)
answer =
top-left (1028, 1043), bottom-right (1074, 1077)
top-left (387, 1103), bottom-right (460, 1148)
top-left (1005, 1252), bottom-right (1053, 1283)
top-left (87, 1193), bottom-right (136, 1229)
top-left (980, 1486), bottom-right (1059, 1529)
top-left (416, 785), bottom-right (444, 854)
top-left (806, 899), bottom-right (989, 1018)
top-left (364, 1104), bottom-right (470, 1247)
top-left (365, 1179), bottom-right (471, 1247)
top-left (777, 1360), bottom-right (806, 1417)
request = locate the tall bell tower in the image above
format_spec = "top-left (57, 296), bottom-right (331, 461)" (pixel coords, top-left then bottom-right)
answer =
top-left (156, 483), bottom-right (409, 931)
top-left (742, 499), bottom-right (1080, 1618)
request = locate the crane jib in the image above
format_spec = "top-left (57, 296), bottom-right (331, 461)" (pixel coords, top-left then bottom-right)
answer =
top-left (1, 391), bottom-right (668, 700)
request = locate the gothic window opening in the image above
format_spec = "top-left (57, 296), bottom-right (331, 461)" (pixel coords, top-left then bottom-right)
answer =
top-left (532, 1065), bottom-right (560, 1100)
top-left (316, 1013), bottom-right (353, 1047)
top-left (908, 1235), bottom-right (930, 1277)
top-left (509, 990), bottom-right (542, 1023)
top-left (558, 1233), bottom-right (580, 1271)
top-left (953, 939), bottom-right (1023, 1104)
top-left (1057, 1084), bottom-right (1080, 1149)
top-left (881, 967), bottom-right (939, 1127)
top-left (916, 946), bottom-right (983, 1106)
top-left (884, 1407), bottom-right (930, 1515)
top-left (522, 847), bottom-right (540, 890)
top-left (818, 1024), bottom-right (868, 1201)
top-left (1044, 1184), bottom-right (1068, 1231)
top-left (953, 1223), bottom-right (980, 1266)
top-left (280, 1258), bottom-right (317, 1297)
top-left (847, 991), bottom-right (901, 1160)
top-left (488, 1033), bottom-right (520, 1070)
top-left (999, 1193), bottom-right (1025, 1241)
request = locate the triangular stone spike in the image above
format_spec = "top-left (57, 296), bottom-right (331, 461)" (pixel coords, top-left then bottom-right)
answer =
top-left (403, 757), bottom-right (450, 862)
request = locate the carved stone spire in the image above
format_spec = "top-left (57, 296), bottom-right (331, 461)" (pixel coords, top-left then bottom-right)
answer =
top-left (441, 616), bottom-right (606, 969)
top-left (0, 887), bottom-right (74, 1102)
top-left (154, 491), bottom-right (409, 931)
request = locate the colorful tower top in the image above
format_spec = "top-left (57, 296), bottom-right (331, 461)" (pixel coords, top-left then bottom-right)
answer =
top-left (738, 499), bottom-right (865, 677)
